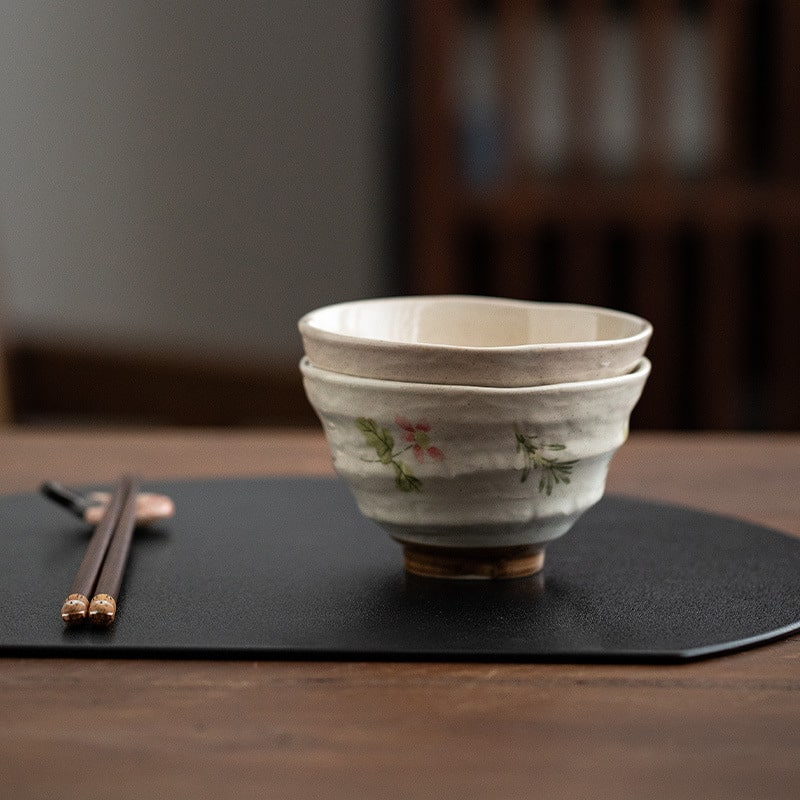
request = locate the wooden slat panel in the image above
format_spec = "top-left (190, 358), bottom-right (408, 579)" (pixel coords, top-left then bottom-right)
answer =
top-left (766, 229), bottom-right (800, 428)
top-left (561, 223), bottom-right (608, 307)
top-left (496, 0), bottom-right (533, 180)
top-left (492, 228), bottom-right (531, 299)
top-left (6, 341), bottom-right (318, 427)
top-left (460, 180), bottom-right (800, 227)
top-left (0, 349), bottom-right (11, 424)
top-left (409, 0), bottom-right (460, 294)
top-left (638, 0), bottom-right (673, 175)
top-left (708, 0), bottom-right (747, 174)
top-left (0, 264), bottom-right (12, 423)
top-left (532, 223), bottom-right (562, 303)
top-left (629, 228), bottom-right (683, 429)
top-left (493, 0), bottom-right (535, 299)
top-left (566, 0), bottom-right (603, 175)
top-left (693, 227), bottom-right (746, 428)
top-left (775, 0), bottom-right (800, 177)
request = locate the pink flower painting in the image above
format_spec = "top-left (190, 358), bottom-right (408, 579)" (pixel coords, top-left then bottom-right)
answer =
top-left (356, 415), bottom-right (445, 492)
top-left (395, 417), bottom-right (445, 463)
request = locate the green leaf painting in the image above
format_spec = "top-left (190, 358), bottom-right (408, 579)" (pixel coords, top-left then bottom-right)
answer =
top-left (356, 416), bottom-right (445, 492)
top-left (393, 460), bottom-right (423, 493)
top-left (514, 429), bottom-right (578, 496)
top-left (356, 418), bottom-right (395, 464)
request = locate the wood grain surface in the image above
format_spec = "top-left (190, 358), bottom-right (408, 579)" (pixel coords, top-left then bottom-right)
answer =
top-left (1, 429), bottom-right (798, 800)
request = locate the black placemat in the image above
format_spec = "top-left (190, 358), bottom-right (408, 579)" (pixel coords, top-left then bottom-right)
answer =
top-left (1, 477), bottom-right (799, 662)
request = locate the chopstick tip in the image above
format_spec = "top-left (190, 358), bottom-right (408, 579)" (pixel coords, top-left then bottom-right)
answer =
top-left (88, 593), bottom-right (117, 626)
top-left (60, 593), bottom-right (89, 625)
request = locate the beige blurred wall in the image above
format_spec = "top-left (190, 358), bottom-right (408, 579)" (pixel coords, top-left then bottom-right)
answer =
top-left (0, 2), bottom-right (388, 363)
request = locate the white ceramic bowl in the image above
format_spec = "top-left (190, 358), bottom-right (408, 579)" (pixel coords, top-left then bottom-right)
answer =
top-left (301, 356), bottom-right (651, 579)
top-left (299, 295), bottom-right (652, 387)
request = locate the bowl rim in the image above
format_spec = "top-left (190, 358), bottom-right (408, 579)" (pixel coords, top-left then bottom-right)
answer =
top-left (301, 355), bottom-right (651, 395)
top-left (298, 295), bottom-right (653, 353)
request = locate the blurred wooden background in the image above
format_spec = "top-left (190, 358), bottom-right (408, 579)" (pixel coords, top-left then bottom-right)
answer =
top-left (407, 0), bottom-right (799, 430)
top-left (2, 0), bottom-right (798, 429)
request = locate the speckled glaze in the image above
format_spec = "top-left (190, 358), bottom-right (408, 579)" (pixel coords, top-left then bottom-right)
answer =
top-left (301, 357), bottom-right (650, 577)
top-left (299, 296), bottom-right (652, 388)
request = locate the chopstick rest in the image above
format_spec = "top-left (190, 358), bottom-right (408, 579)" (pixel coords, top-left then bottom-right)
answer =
top-left (60, 476), bottom-right (133, 625)
top-left (83, 490), bottom-right (174, 525)
top-left (42, 480), bottom-right (174, 525)
top-left (87, 476), bottom-right (140, 627)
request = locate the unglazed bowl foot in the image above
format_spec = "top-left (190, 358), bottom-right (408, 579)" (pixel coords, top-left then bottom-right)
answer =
top-left (402, 543), bottom-right (545, 580)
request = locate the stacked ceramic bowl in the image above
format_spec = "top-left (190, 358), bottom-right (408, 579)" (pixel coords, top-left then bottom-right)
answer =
top-left (299, 295), bottom-right (652, 579)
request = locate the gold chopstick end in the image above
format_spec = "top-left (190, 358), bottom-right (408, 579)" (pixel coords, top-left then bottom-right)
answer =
top-left (61, 593), bottom-right (89, 625)
top-left (88, 593), bottom-right (117, 626)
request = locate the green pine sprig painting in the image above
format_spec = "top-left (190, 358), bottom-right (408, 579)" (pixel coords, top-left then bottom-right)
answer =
top-left (514, 429), bottom-right (578, 496)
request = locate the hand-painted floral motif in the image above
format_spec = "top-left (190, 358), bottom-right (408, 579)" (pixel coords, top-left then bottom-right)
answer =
top-left (514, 429), bottom-right (577, 496)
top-left (395, 417), bottom-right (445, 463)
top-left (356, 417), bottom-right (445, 492)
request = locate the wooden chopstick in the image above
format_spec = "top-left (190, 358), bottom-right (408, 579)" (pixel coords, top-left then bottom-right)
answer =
top-left (60, 476), bottom-right (133, 625)
top-left (42, 480), bottom-right (176, 526)
top-left (42, 481), bottom-right (94, 521)
top-left (87, 476), bottom-right (140, 627)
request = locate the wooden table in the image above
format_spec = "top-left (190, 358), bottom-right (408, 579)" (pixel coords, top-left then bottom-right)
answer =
top-left (1, 429), bottom-right (798, 799)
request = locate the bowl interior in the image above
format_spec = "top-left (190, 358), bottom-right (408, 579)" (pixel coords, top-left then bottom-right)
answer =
top-left (301, 296), bottom-right (648, 349)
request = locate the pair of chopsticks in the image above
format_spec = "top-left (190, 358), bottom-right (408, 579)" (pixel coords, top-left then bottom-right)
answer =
top-left (60, 475), bottom-right (140, 627)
